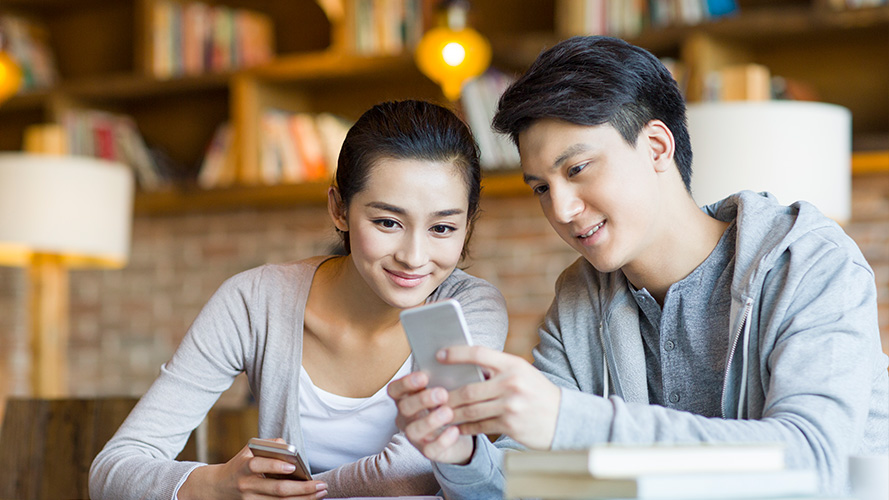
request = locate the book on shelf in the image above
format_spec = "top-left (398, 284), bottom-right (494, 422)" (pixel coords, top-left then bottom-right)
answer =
top-left (291, 113), bottom-right (328, 182)
top-left (198, 122), bottom-right (236, 189)
top-left (503, 443), bottom-right (787, 478)
top-left (0, 14), bottom-right (58, 90)
top-left (504, 469), bottom-right (818, 500)
top-left (719, 63), bottom-right (771, 102)
top-left (460, 69), bottom-right (520, 171)
top-left (149, 0), bottom-right (274, 78)
top-left (61, 109), bottom-right (167, 191)
top-left (554, 0), bottom-right (738, 39)
top-left (345, 0), bottom-right (429, 55)
top-left (253, 110), bottom-right (353, 187)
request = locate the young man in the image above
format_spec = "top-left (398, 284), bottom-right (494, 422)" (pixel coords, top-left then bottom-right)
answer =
top-left (388, 36), bottom-right (889, 498)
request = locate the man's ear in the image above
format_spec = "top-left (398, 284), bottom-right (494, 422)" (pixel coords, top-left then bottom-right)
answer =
top-left (328, 186), bottom-right (349, 231)
top-left (645, 120), bottom-right (675, 173)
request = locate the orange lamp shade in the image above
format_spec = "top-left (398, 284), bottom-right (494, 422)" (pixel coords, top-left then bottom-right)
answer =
top-left (415, 26), bottom-right (491, 101)
top-left (0, 50), bottom-right (22, 103)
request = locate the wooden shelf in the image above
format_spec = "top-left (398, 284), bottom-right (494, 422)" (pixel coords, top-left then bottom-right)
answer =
top-left (134, 169), bottom-right (530, 216)
top-left (852, 151), bottom-right (889, 175)
top-left (2, 0), bottom-right (887, 218)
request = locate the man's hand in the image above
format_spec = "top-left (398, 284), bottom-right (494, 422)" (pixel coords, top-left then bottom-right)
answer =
top-left (388, 372), bottom-right (476, 464)
top-left (443, 346), bottom-right (561, 450)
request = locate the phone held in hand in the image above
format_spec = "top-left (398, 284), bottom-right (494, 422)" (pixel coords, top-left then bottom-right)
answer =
top-left (247, 438), bottom-right (313, 481)
top-left (400, 299), bottom-right (484, 391)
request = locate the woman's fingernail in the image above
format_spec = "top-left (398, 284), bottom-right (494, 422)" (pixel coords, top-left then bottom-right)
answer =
top-left (436, 349), bottom-right (447, 361)
top-left (282, 464), bottom-right (296, 472)
top-left (316, 483), bottom-right (328, 491)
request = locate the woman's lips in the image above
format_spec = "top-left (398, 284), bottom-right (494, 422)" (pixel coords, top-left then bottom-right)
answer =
top-left (386, 269), bottom-right (428, 288)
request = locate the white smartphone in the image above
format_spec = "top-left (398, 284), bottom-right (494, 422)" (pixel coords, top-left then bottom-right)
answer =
top-left (247, 438), bottom-right (313, 481)
top-left (400, 299), bottom-right (484, 391)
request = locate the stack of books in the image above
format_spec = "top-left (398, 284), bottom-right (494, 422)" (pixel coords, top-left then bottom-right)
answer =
top-left (504, 443), bottom-right (822, 499)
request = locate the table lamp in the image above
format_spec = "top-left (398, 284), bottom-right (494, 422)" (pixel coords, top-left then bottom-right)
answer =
top-left (0, 154), bottom-right (134, 397)
top-left (687, 101), bottom-right (851, 224)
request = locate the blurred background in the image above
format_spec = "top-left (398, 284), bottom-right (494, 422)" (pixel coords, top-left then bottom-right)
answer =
top-left (0, 0), bottom-right (886, 422)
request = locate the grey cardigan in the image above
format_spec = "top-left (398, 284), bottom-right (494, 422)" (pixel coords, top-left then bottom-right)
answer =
top-left (90, 256), bottom-right (508, 500)
top-left (434, 191), bottom-right (889, 498)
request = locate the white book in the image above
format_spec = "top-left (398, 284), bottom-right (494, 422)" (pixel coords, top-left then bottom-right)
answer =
top-left (504, 469), bottom-right (817, 500)
top-left (503, 443), bottom-right (786, 478)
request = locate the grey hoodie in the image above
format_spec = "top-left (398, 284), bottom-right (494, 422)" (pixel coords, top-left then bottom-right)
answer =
top-left (434, 191), bottom-right (889, 498)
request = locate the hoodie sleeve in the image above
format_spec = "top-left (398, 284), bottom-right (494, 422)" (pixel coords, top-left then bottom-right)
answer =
top-left (547, 240), bottom-right (887, 495)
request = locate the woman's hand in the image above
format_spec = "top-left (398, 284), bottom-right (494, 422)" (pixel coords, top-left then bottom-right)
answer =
top-left (388, 372), bottom-right (476, 464)
top-left (178, 440), bottom-right (328, 500)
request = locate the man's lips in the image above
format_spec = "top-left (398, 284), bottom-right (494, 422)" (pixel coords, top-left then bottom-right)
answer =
top-left (576, 220), bottom-right (605, 239)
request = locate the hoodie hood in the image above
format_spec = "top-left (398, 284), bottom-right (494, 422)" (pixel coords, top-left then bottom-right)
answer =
top-left (703, 190), bottom-right (841, 303)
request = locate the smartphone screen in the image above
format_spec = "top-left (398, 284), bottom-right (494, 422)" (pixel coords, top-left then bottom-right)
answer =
top-left (400, 299), bottom-right (484, 391)
top-left (248, 438), bottom-right (313, 481)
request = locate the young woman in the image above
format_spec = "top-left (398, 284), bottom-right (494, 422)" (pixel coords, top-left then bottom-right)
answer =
top-left (90, 100), bottom-right (508, 500)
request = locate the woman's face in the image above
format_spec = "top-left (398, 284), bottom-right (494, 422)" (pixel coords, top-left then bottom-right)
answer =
top-left (341, 157), bottom-right (470, 309)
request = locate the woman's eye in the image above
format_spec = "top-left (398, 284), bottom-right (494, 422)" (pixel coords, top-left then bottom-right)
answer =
top-left (430, 224), bottom-right (457, 235)
top-left (531, 184), bottom-right (549, 196)
top-left (374, 219), bottom-right (400, 229)
top-left (568, 162), bottom-right (588, 177)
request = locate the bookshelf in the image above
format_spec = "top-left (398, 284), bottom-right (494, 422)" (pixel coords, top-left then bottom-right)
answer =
top-left (0, 0), bottom-right (886, 216)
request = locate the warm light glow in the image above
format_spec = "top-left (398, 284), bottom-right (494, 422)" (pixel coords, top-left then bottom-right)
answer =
top-left (0, 50), bottom-right (22, 103)
top-left (415, 26), bottom-right (491, 101)
top-left (442, 42), bottom-right (466, 66)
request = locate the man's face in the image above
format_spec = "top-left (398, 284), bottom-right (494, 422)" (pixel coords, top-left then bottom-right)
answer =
top-left (518, 119), bottom-right (663, 274)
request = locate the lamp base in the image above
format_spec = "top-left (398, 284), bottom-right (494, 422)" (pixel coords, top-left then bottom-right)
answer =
top-left (28, 253), bottom-right (69, 397)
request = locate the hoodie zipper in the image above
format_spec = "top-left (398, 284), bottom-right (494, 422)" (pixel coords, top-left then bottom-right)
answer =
top-left (721, 298), bottom-right (754, 419)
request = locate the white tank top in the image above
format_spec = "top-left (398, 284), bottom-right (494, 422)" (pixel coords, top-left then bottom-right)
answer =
top-left (298, 355), bottom-right (412, 474)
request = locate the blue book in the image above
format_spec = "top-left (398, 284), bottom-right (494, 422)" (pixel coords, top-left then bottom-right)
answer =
top-left (706, 0), bottom-right (739, 17)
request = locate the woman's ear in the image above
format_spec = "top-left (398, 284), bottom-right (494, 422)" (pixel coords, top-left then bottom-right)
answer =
top-left (645, 120), bottom-right (675, 173)
top-left (328, 186), bottom-right (349, 231)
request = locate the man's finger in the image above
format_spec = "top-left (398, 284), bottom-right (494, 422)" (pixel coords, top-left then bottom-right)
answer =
top-left (437, 345), bottom-right (515, 373)
top-left (449, 398), bottom-right (503, 426)
top-left (456, 418), bottom-right (502, 437)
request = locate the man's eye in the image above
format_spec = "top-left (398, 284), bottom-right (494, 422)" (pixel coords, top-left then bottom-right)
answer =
top-left (568, 162), bottom-right (588, 177)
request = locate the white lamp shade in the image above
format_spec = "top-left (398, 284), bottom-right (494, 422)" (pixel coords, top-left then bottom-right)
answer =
top-left (687, 101), bottom-right (851, 224)
top-left (0, 154), bottom-right (134, 268)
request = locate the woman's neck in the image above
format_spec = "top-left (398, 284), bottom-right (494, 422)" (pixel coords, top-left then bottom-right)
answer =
top-left (310, 255), bottom-right (402, 337)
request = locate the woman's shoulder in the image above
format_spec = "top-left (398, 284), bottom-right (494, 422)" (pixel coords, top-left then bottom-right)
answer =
top-left (218, 256), bottom-right (333, 296)
top-left (436, 267), bottom-right (503, 301)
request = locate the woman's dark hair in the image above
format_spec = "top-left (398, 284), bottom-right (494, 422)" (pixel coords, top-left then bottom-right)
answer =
top-left (334, 100), bottom-right (482, 259)
top-left (492, 36), bottom-right (693, 191)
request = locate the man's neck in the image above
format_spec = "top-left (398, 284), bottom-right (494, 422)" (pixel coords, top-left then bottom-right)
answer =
top-left (623, 195), bottom-right (730, 306)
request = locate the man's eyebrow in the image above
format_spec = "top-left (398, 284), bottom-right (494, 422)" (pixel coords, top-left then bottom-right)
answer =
top-left (366, 202), bottom-right (465, 217)
top-left (523, 143), bottom-right (593, 184)
top-left (552, 143), bottom-right (593, 169)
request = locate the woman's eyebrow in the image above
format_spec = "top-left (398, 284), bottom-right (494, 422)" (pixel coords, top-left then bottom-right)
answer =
top-left (365, 201), bottom-right (405, 214)
top-left (365, 201), bottom-right (465, 218)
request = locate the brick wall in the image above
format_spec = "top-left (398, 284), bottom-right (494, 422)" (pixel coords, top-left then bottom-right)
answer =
top-left (1, 173), bottom-right (888, 415)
